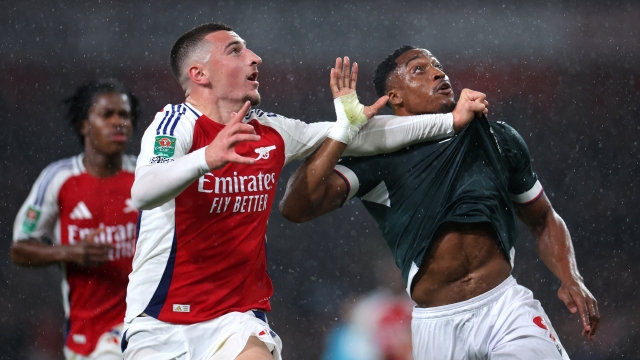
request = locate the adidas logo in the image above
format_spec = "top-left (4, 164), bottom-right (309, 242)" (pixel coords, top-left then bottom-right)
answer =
top-left (173, 304), bottom-right (190, 312)
top-left (70, 201), bottom-right (93, 220)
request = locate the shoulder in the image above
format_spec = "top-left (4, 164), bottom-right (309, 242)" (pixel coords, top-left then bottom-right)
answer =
top-left (244, 108), bottom-right (317, 139)
top-left (489, 120), bottom-right (523, 141)
top-left (489, 120), bottom-right (530, 153)
top-left (244, 108), bottom-right (294, 128)
top-left (148, 103), bottom-right (199, 137)
top-left (31, 155), bottom-right (81, 204)
top-left (40, 155), bottom-right (82, 180)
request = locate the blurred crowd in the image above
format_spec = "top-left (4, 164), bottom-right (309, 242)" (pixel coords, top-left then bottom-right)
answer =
top-left (1, 1), bottom-right (638, 359)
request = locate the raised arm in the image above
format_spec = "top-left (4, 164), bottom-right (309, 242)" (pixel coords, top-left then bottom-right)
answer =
top-left (281, 57), bottom-right (384, 221)
top-left (515, 194), bottom-right (599, 340)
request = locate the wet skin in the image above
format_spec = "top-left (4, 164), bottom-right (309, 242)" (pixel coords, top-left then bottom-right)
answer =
top-left (387, 49), bottom-right (511, 307)
top-left (411, 222), bottom-right (512, 307)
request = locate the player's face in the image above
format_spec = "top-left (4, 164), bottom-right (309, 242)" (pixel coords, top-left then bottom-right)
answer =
top-left (82, 92), bottom-right (133, 156)
top-left (388, 49), bottom-right (455, 115)
top-left (203, 31), bottom-right (262, 106)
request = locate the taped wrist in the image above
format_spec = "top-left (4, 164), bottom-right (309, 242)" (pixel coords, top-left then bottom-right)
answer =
top-left (328, 92), bottom-right (368, 144)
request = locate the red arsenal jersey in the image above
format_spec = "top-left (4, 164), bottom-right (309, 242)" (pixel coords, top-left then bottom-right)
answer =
top-left (13, 154), bottom-right (138, 355)
top-left (127, 104), bottom-right (335, 324)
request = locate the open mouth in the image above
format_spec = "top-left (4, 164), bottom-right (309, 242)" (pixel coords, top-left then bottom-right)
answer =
top-left (436, 82), bottom-right (452, 94)
top-left (247, 72), bottom-right (259, 82)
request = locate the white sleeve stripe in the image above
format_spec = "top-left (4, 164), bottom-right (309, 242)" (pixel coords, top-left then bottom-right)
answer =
top-left (34, 159), bottom-right (74, 207)
top-left (509, 180), bottom-right (544, 204)
top-left (334, 165), bottom-right (359, 206)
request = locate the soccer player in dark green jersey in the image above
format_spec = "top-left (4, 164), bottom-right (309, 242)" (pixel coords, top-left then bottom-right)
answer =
top-left (280, 46), bottom-right (598, 359)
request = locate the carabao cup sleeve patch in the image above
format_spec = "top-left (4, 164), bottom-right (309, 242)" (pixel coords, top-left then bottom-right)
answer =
top-left (22, 205), bottom-right (41, 234)
top-left (154, 136), bottom-right (177, 158)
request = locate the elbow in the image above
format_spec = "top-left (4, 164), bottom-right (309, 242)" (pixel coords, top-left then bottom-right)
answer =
top-left (281, 211), bottom-right (307, 224)
top-left (131, 184), bottom-right (156, 211)
top-left (10, 244), bottom-right (28, 266)
top-left (279, 200), bottom-right (309, 224)
top-left (9, 245), bottom-right (19, 265)
top-left (131, 197), bottom-right (152, 211)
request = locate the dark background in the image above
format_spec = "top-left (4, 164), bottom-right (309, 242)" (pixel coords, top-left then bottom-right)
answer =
top-left (1, 0), bottom-right (638, 359)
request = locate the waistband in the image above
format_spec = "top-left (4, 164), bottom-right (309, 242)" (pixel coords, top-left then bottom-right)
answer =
top-left (412, 275), bottom-right (516, 319)
top-left (251, 310), bottom-right (268, 324)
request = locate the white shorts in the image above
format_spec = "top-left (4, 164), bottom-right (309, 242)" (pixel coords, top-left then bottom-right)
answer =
top-left (411, 276), bottom-right (570, 360)
top-left (122, 310), bottom-right (282, 360)
top-left (64, 324), bottom-right (123, 360)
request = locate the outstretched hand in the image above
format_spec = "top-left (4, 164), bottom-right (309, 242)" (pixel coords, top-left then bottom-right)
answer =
top-left (330, 56), bottom-right (388, 119)
top-left (557, 278), bottom-right (600, 340)
top-left (205, 101), bottom-right (261, 170)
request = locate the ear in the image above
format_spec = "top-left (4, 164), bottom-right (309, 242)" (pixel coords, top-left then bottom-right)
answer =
top-left (187, 64), bottom-right (210, 86)
top-left (80, 119), bottom-right (90, 137)
top-left (387, 88), bottom-right (403, 107)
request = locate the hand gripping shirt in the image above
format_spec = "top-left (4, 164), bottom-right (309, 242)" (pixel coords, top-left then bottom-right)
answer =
top-left (12, 154), bottom-right (138, 356)
top-left (127, 103), bottom-right (455, 324)
top-left (335, 116), bottom-right (543, 294)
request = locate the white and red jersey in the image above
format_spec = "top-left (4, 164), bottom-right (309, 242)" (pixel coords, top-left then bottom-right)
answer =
top-left (127, 104), bottom-right (340, 324)
top-left (12, 154), bottom-right (138, 356)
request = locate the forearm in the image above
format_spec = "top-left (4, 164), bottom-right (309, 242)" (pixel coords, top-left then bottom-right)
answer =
top-left (132, 148), bottom-right (209, 210)
top-left (344, 113), bottom-right (454, 156)
top-left (535, 211), bottom-right (582, 282)
top-left (10, 241), bottom-right (68, 267)
top-left (281, 139), bottom-right (346, 222)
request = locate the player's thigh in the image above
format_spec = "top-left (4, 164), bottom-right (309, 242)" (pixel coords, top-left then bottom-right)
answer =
top-left (234, 336), bottom-right (273, 360)
top-left (489, 295), bottom-right (569, 360)
top-left (123, 318), bottom-right (188, 360)
top-left (490, 333), bottom-right (568, 360)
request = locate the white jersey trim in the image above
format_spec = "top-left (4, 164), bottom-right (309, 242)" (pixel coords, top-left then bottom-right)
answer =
top-left (406, 261), bottom-right (421, 296)
top-left (333, 165), bottom-right (359, 205)
top-left (361, 181), bottom-right (391, 207)
top-left (509, 180), bottom-right (543, 204)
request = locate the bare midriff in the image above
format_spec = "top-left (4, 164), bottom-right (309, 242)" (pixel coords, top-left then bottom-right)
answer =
top-left (411, 221), bottom-right (512, 308)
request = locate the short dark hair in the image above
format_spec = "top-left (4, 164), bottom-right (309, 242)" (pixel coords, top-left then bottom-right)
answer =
top-left (170, 22), bottom-right (234, 84)
top-left (373, 45), bottom-right (417, 100)
top-left (64, 79), bottom-right (141, 146)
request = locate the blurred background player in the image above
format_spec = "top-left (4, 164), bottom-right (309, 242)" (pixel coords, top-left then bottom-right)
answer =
top-left (11, 79), bottom-right (141, 360)
top-left (322, 258), bottom-right (413, 360)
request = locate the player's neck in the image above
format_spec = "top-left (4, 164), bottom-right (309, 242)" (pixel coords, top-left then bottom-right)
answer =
top-left (186, 93), bottom-right (245, 125)
top-left (83, 149), bottom-right (123, 178)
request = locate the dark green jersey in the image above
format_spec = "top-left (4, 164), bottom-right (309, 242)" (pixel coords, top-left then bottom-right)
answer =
top-left (335, 116), bottom-right (542, 291)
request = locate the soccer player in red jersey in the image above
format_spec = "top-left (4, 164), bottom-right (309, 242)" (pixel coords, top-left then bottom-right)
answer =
top-left (12, 79), bottom-right (141, 360)
top-left (124, 23), bottom-right (487, 360)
